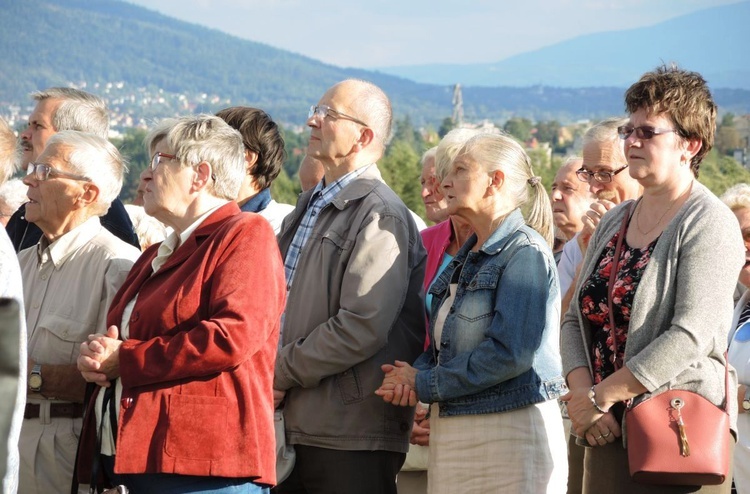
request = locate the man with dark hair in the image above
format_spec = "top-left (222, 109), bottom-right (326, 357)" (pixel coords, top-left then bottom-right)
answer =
top-left (6, 87), bottom-right (139, 251)
top-left (216, 106), bottom-right (293, 233)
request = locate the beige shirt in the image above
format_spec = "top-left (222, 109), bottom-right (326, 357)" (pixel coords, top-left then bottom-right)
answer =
top-left (19, 216), bottom-right (140, 403)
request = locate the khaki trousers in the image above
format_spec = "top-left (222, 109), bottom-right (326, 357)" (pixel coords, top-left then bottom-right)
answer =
top-left (18, 409), bottom-right (88, 494)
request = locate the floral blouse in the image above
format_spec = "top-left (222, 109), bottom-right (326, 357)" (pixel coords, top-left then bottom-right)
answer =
top-left (578, 228), bottom-right (657, 384)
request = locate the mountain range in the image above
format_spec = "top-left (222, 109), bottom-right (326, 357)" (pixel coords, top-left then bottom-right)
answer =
top-left (1, 0), bottom-right (748, 127)
top-left (376, 1), bottom-right (750, 90)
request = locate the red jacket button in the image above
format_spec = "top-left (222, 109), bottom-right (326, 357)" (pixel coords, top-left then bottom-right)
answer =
top-left (121, 397), bottom-right (134, 409)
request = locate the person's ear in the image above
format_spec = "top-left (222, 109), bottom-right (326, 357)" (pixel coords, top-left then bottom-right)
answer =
top-left (683, 138), bottom-right (702, 164)
top-left (193, 161), bottom-right (213, 190)
top-left (353, 127), bottom-right (375, 152)
top-left (245, 149), bottom-right (258, 175)
top-left (77, 182), bottom-right (100, 208)
top-left (489, 169), bottom-right (504, 189)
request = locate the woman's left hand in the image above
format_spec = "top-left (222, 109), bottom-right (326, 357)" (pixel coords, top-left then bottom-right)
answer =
top-left (375, 360), bottom-right (418, 406)
top-left (583, 413), bottom-right (621, 446)
top-left (77, 325), bottom-right (122, 386)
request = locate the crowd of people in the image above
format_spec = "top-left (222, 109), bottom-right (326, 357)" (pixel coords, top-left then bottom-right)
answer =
top-left (0, 64), bottom-right (748, 494)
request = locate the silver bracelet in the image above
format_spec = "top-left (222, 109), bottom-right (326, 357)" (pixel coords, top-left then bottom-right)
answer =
top-left (588, 386), bottom-right (607, 414)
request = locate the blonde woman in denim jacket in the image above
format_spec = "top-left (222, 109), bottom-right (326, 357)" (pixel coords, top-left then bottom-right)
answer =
top-left (377, 133), bottom-right (568, 493)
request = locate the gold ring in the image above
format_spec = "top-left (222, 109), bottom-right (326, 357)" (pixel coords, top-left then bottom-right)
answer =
top-left (595, 435), bottom-right (604, 440)
top-left (602, 431), bottom-right (611, 438)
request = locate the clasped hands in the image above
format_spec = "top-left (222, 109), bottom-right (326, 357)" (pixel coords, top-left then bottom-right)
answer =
top-left (77, 325), bottom-right (122, 387)
top-left (560, 387), bottom-right (621, 447)
top-left (375, 360), bottom-right (419, 407)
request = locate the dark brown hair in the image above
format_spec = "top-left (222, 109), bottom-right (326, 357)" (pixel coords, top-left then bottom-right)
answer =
top-left (624, 64), bottom-right (716, 177)
top-left (215, 107), bottom-right (286, 190)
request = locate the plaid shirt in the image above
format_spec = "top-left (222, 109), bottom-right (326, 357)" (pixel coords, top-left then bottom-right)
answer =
top-left (283, 164), bottom-right (373, 289)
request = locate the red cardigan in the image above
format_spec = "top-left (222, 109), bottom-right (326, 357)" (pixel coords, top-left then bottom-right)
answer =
top-left (78, 203), bottom-right (285, 485)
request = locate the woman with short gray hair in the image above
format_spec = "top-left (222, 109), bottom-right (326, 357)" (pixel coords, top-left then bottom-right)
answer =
top-left (77, 114), bottom-right (286, 493)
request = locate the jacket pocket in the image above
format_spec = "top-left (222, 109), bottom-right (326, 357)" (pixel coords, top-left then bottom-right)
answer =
top-left (321, 230), bottom-right (353, 252)
top-left (165, 394), bottom-right (228, 460)
top-left (337, 368), bottom-right (363, 404)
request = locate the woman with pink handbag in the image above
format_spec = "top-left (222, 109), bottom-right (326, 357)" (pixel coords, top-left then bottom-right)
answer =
top-left (560, 65), bottom-right (744, 493)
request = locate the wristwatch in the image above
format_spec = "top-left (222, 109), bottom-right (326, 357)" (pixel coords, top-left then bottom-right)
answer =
top-left (743, 387), bottom-right (750, 412)
top-left (28, 364), bottom-right (42, 392)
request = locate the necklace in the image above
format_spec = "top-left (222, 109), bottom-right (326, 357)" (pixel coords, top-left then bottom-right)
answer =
top-left (635, 181), bottom-right (693, 236)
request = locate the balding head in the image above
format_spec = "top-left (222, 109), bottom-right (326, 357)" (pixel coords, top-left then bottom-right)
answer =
top-left (307, 79), bottom-right (392, 182)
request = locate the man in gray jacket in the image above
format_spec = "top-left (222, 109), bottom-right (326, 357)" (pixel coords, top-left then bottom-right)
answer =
top-left (274, 79), bottom-right (426, 494)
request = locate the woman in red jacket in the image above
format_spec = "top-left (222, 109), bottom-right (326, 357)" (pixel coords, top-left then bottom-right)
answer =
top-left (76, 114), bottom-right (286, 493)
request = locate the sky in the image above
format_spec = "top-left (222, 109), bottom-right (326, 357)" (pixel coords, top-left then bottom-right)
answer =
top-left (125, 0), bottom-right (743, 69)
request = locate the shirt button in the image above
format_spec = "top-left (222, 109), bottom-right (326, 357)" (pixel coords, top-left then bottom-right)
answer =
top-left (131, 312), bottom-right (140, 322)
top-left (121, 397), bottom-right (134, 409)
top-left (40, 274), bottom-right (48, 280)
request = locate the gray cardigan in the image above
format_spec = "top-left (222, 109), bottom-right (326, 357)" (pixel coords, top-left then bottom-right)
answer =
top-left (561, 181), bottom-right (744, 428)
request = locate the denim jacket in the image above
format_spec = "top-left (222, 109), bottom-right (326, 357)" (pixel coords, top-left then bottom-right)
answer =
top-left (414, 209), bottom-right (567, 416)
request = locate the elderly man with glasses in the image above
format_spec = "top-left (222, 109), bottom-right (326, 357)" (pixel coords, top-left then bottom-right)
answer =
top-left (274, 79), bottom-right (426, 494)
top-left (6, 87), bottom-right (139, 252)
top-left (17, 131), bottom-right (140, 494)
top-left (557, 117), bottom-right (642, 494)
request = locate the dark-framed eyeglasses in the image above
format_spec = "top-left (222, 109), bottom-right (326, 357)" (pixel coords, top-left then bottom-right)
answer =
top-left (617, 125), bottom-right (678, 140)
top-left (150, 152), bottom-right (178, 171)
top-left (576, 164), bottom-right (629, 184)
top-left (308, 105), bottom-right (369, 128)
top-left (26, 162), bottom-right (90, 182)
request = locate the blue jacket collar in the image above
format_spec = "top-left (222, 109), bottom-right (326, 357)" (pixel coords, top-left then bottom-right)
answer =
top-left (239, 188), bottom-right (272, 214)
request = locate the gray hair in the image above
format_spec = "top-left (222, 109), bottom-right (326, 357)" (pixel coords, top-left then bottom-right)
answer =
top-left (0, 117), bottom-right (20, 183)
top-left (145, 115), bottom-right (245, 200)
top-left (421, 147), bottom-right (437, 166)
top-left (124, 204), bottom-right (168, 250)
top-left (31, 87), bottom-right (109, 138)
top-left (460, 133), bottom-right (554, 246)
top-left (46, 131), bottom-right (125, 216)
top-left (582, 117), bottom-right (628, 164)
top-left (435, 128), bottom-right (484, 181)
top-left (343, 79), bottom-right (392, 155)
top-left (0, 179), bottom-right (28, 214)
top-left (721, 183), bottom-right (750, 212)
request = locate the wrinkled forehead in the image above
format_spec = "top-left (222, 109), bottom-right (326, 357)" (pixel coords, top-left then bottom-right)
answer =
top-left (581, 141), bottom-right (625, 170)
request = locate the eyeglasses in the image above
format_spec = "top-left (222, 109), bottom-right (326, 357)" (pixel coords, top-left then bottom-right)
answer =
top-left (576, 164), bottom-right (629, 184)
top-left (150, 152), bottom-right (178, 171)
top-left (150, 152), bottom-right (216, 181)
top-left (26, 162), bottom-right (90, 182)
top-left (617, 125), bottom-right (679, 140)
top-left (308, 105), bottom-right (369, 128)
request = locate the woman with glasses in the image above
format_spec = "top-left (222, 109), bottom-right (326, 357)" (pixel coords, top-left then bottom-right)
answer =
top-left (76, 115), bottom-right (286, 493)
top-left (377, 133), bottom-right (568, 493)
top-left (561, 65), bottom-right (744, 493)
top-left (721, 184), bottom-right (750, 494)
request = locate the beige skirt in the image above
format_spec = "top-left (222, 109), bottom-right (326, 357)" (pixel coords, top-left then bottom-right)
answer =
top-left (427, 399), bottom-right (568, 494)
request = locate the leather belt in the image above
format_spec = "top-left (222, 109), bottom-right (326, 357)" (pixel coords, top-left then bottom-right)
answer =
top-left (24, 403), bottom-right (84, 419)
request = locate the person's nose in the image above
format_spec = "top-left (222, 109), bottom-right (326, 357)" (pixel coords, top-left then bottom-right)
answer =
top-left (551, 188), bottom-right (562, 201)
top-left (20, 126), bottom-right (31, 141)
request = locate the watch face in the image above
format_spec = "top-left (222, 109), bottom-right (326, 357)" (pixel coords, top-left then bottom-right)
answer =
top-left (744, 400), bottom-right (750, 411)
top-left (29, 374), bottom-right (42, 390)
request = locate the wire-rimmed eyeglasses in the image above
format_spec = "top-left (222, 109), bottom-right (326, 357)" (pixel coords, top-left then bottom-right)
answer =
top-left (308, 105), bottom-right (369, 128)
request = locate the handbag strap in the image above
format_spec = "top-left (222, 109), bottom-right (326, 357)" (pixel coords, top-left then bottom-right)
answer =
top-left (607, 203), bottom-right (634, 371)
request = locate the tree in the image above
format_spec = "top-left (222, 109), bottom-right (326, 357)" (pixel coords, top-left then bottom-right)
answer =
top-left (503, 117), bottom-right (534, 142)
top-left (438, 117), bottom-right (455, 138)
top-left (113, 127), bottom-right (149, 202)
top-left (535, 120), bottom-right (561, 146)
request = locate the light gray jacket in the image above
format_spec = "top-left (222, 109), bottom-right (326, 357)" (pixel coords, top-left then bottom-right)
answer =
top-left (275, 164), bottom-right (427, 453)
top-left (561, 182), bottom-right (744, 428)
